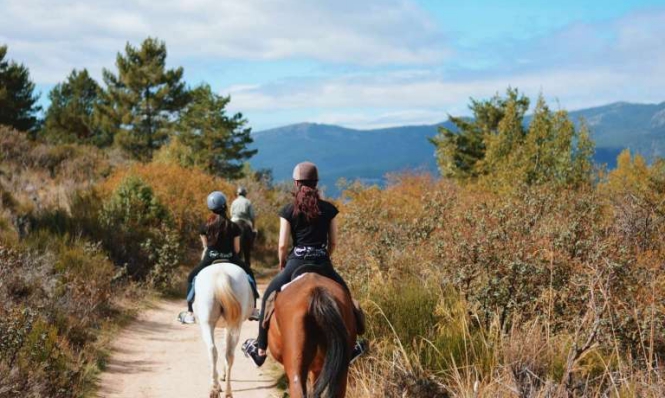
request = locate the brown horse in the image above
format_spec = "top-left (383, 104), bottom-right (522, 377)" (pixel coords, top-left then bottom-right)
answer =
top-left (233, 219), bottom-right (254, 268)
top-left (268, 273), bottom-right (357, 398)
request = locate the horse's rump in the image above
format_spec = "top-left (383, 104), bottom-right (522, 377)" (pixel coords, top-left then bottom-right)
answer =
top-left (214, 271), bottom-right (242, 326)
top-left (270, 273), bottom-right (356, 397)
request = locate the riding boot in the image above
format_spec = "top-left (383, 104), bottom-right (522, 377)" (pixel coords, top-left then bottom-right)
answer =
top-left (251, 283), bottom-right (260, 300)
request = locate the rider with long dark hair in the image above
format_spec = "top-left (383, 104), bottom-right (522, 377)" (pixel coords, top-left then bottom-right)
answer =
top-left (242, 162), bottom-right (366, 366)
top-left (179, 191), bottom-right (259, 324)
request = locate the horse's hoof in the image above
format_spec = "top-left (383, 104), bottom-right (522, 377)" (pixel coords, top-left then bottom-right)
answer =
top-left (225, 393), bottom-right (233, 398)
top-left (210, 386), bottom-right (222, 398)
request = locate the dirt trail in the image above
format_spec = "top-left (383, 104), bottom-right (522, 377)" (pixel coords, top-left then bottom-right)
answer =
top-left (97, 290), bottom-right (280, 398)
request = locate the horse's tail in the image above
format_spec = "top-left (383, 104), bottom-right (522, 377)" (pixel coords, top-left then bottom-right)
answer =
top-left (309, 287), bottom-right (349, 398)
top-left (214, 271), bottom-right (242, 327)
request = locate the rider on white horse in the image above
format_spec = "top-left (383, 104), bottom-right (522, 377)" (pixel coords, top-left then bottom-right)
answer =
top-left (180, 191), bottom-right (259, 324)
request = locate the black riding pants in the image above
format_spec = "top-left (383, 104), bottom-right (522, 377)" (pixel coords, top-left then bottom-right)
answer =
top-left (256, 257), bottom-right (349, 350)
top-left (186, 250), bottom-right (258, 312)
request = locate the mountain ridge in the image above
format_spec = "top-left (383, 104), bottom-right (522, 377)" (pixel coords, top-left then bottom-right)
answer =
top-left (249, 101), bottom-right (665, 196)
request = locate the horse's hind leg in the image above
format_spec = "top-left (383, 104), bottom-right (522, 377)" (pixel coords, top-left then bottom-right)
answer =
top-left (199, 318), bottom-right (221, 397)
top-left (223, 328), bottom-right (240, 397)
top-left (281, 318), bottom-right (312, 398)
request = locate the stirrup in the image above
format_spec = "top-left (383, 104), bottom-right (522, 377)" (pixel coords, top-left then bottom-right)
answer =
top-left (242, 338), bottom-right (267, 367)
top-left (177, 311), bottom-right (196, 324)
top-left (350, 339), bottom-right (369, 365)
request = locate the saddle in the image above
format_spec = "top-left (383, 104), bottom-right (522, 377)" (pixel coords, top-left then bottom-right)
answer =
top-left (261, 266), bottom-right (366, 335)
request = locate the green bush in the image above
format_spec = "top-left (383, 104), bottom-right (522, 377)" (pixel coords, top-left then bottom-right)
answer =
top-left (99, 175), bottom-right (182, 284)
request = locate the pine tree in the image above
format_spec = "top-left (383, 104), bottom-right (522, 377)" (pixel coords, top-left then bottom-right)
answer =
top-left (97, 38), bottom-right (189, 160)
top-left (175, 84), bottom-right (257, 178)
top-left (430, 88), bottom-right (528, 180)
top-left (0, 45), bottom-right (41, 133)
top-left (42, 69), bottom-right (110, 146)
top-left (431, 89), bottom-right (594, 189)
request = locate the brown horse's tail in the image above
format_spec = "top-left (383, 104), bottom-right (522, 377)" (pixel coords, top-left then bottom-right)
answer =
top-left (214, 271), bottom-right (242, 327)
top-left (309, 287), bottom-right (349, 398)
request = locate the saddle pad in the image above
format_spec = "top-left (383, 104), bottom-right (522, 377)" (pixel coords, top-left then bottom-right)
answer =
top-left (261, 290), bottom-right (277, 330)
top-left (280, 273), bottom-right (306, 292)
top-left (261, 274), bottom-right (305, 329)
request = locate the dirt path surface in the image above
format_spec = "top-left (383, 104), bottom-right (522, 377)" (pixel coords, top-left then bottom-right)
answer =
top-left (97, 292), bottom-right (280, 398)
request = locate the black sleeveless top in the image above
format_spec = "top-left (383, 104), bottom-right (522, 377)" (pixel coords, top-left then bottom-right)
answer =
top-left (199, 221), bottom-right (241, 254)
top-left (279, 200), bottom-right (338, 247)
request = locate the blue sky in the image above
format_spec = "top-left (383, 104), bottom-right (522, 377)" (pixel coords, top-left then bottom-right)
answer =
top-left (2, 0), bottom-right (665, 131)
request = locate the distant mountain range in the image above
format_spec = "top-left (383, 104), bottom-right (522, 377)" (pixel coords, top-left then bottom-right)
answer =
top-left (249, 101), bottom-right (665, 196)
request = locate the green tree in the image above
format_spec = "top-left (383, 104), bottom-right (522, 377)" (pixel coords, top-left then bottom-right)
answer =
top-left (430, 88), bottom-right (529, 180)
top-left (0, 45), bottom-right (41, 133)
top-left (175, 84), bottom-right (256, 178)
top-left (42, 69), bottom-right (111, 146)
top-left (431, 89), bottom-right (594, 189)
top-left (97, 38), bottom-right (189, 160)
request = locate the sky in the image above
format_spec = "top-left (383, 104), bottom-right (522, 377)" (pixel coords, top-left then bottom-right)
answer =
top-left (1, 0), bottom-right (665, 131)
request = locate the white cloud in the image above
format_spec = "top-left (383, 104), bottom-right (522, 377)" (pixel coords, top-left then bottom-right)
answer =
top-left (228, 8), bottom-right (665, 129)
top-left (313, 109), bottom-right (448, 130)
top-left (0, 0), bottom-right (447, 84)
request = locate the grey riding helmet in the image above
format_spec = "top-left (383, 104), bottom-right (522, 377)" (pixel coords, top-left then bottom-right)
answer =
top-left (207, 191), bottom-right (227, 213)
top-left (292, 161), bottom-right (318, 181)
top-left (237, 186), bottom-right (247, 196)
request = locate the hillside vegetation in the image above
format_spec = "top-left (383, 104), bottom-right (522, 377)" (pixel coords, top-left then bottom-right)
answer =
top-left (336, 91), bottom-right (665, 396)
top-left (250, 100), bottom-right (665, 195)
top-left (0, 126), bottom-right (280, 397)
top-left (1, 37), bottom-right (664, 397)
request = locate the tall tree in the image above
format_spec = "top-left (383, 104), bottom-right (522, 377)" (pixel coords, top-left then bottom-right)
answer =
top-left (97, 38), bottom-right (189, 160)
top-left (42, 69), bottom-right (111, 146)
top-left (430, 88), bottom-right (529, 180)
top-left (0, 45), bottom-right (41, 133)
top-left (175, 84), bottom-right (257, 178)
top-left (430, 89), bottom-right (594, 189)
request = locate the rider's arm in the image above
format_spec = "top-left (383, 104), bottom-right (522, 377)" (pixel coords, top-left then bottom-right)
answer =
top-left (199, 234), bottom-right (207, 260)
top-left (328, 217), bottom-right (338, 257)
top-left (278, 217), bottom-right (290, 270)
top-left (233, 236), bottom-right (240, 254)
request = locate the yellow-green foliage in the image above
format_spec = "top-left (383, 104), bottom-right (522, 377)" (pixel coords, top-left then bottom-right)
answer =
top-left (431, 90), bottom-right (594, 193)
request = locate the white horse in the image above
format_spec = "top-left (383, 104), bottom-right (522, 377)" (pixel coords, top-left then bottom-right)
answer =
top-left (194, 262), bottom-right (255, 398)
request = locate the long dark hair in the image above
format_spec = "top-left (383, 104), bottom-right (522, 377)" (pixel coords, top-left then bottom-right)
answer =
top-left (206, 206), bottom-right (234, 247)
top-left (293, 180), bottom-right (321, 222)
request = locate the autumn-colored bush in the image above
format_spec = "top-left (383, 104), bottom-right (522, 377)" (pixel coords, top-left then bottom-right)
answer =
top-left (339, 171), bottom-right (665, 397)
top-left (99, 163), bottom-right (233, 252)
top-left (0, 238), bottom-right (118, 398)
top-left (100, 162), bottom-right (290, 269)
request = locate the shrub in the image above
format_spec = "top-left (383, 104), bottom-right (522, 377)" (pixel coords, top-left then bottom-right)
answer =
top-left (338, 173), bottom-right (665, 397)
top-left (99, 174), bottom-right (181, 281)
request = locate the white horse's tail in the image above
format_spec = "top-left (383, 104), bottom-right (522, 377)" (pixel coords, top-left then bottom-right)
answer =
top-left (214, 272), bottom-right (242, 326)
